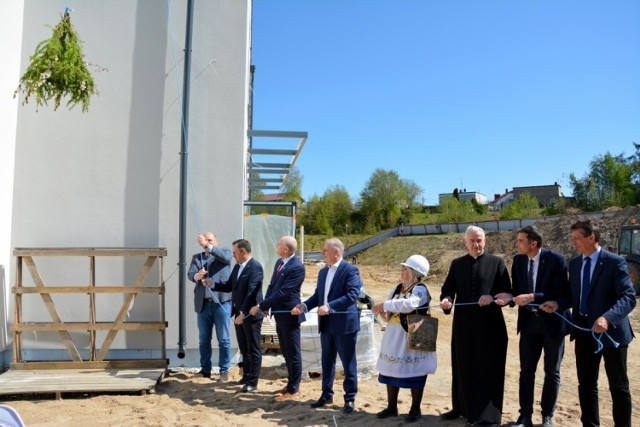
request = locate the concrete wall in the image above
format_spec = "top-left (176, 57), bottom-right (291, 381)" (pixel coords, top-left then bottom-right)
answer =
top-left (0, 0), bottom-right (25, 362)
top-left (4, 0), bottom-right (251, 368)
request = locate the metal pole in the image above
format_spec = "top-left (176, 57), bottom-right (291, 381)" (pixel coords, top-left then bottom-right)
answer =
top-left (177, 0), bottom-right (195, 359)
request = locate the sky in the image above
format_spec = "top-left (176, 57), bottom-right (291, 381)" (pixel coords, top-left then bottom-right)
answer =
top-left (250, 1), bottom-right (640, 206)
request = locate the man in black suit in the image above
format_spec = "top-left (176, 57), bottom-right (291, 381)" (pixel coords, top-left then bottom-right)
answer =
top-left (568, 219), bottom-right (635, 427)
top-left (214, 238), bottom-right (264, 393)
top-left (510, 226), bottom-right (570, 427)
top-left (292, 238), bottom-right (362, 414)
top-left (250, 235), bottom-right (305, 401)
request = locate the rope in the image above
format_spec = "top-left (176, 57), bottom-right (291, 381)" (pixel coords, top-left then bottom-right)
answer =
top-left (434, 300), bottom-right (619, 353)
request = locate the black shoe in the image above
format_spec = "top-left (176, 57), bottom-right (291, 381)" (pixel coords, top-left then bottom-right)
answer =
top-left (237, 384), bottom-right (256, 393)
top-left (441, 409), bottom-right (461, 420)
top-left (405, 409), bottom-right (421, 423)
top-left (542, 415), bottom-right (554, 427)
top-left (376, 408), bottom-right (398, 419)
top-left (197, 369), bottom-right (211, 378)
top-left (512, 414), bottom-right (533, 427)
top-left (310, 397), bottom-right (333, 408)
top-left (342, 401), bottom-right (355, 414)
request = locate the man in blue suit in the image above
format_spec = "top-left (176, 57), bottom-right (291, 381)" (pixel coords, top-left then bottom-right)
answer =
top-left (292, 238), bottom-right (362, 414)
top-left (214, 239), bottom-right (264, 393)
top-left (510, 226), bottom-right (570, 427)
top-left (568, 219), bottom-right (635, 427)
top-left (250, 235), bottom-right (306, 401)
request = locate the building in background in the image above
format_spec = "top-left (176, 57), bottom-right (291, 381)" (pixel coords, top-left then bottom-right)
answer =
top-left (0, 0), bottom-right (252, 369)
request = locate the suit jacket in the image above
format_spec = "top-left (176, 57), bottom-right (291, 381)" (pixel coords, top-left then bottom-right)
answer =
top-left (187, 246), bottom-right (232, 313)
top-left (259, 256), bottom-right (306, 326)
top-left (569, 248), bottom-right (636, 346)
top-left (512, 248), bottom-right (571, 336)
top-left (303, 260), bottom-right (361, 334)
top-left (216, 257), bottom-right (264, 322)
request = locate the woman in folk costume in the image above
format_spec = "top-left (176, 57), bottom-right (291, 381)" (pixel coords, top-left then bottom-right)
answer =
top-left (371, 254), bottom-right (436, 423)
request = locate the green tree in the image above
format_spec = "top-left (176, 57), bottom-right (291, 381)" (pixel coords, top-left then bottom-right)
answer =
top-left (281, 166), bottom-right (303, 207)
top-left (358, 169), bottom-right (407, 230)
top-left (402, 179), bottom-right (423, 224)
top-left (300, 194), bottom-right (330, 234)
top-left (323, 185), bottom-right (353, 235)
top-left (437, 197), bottom-right (478, 223)
top-left (570, 152), bottom-right (636, 210)
top-left (499, 192), bottom-right (539, 219)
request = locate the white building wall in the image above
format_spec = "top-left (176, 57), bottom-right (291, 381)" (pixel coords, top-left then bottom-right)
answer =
top-left (5, 0), bottom-right (250, 368)
top-left (0, 0), bottom-right (25, 357)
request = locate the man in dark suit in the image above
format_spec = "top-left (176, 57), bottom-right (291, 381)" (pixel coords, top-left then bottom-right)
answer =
top-left (187, 232), bottom-right (232, 380)
top-left (292, 238), bottom-right (362, 414)
top-left (250, 235), bottom-right (305, 401)
top-left (568, 219), bottom-right (635, 427)
top-left (214, 238), bottom-right (264, 393)
top-left (510, 226), bottom-right (570, 427)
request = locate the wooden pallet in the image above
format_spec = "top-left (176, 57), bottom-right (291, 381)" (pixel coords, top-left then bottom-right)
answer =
top-left (0, 368), bottom-right (165, 400)
top-left (260, 321), bottom-right (279, 351)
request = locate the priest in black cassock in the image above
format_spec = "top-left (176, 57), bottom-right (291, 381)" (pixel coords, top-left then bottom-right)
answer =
top-left (439, 225), bottom-right (513, 426)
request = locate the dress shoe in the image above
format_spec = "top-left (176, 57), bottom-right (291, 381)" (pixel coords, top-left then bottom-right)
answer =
top-left (405, 408), bottom-right (421, 423)
top-left (197, 369), bottom-right (211, 378)
top-left (512, 414), bottom-right (533, 427)
top-left (310, 397), bottom-right (333, 408)
top-left (342, 401), bottom-right (355, 414)
top-left (441, 409), bottom-right (461, 420)
top-left (376, 407), bottom-right (398, 419)
top-left (217, 372), bottom-right (229, 383)
top-left (542, 415), bottom-right (554, 427)
top-left (237, 384), bottom-right (256, 393)
top-left (274, 391), bottom-right (300, 402)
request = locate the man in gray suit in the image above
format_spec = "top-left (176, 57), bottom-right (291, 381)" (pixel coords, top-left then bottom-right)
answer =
top-left (187, 232), bottom-right (232, 381)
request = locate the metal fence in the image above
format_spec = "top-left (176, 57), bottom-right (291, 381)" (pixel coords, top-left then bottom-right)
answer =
top-left (303, 211), bottom-right (615, 261)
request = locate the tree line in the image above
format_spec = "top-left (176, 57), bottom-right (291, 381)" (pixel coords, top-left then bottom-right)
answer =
top-left (254, 143), bottom-right (640, 235)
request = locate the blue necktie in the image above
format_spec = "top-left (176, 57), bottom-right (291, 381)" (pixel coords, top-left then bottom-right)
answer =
top-left (527, 259), bottom-right (534, 293)
top-left (580, 256), bottom-right (591, 315)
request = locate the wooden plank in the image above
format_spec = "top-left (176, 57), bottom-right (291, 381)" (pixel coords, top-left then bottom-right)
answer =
top-left (13, 248), bottom-right (167, 257)
top-left (9, 360), bottom-right (168, 370)
top-left (14, 286), bottom-right (165, 294)
top-left (95, 256), bottom-right (157, 361)
top-left (23, 257), bottom-right (82, 362)
top-left (0, 368), bottom-right (165, 397)
top-left (13, 321), bottom-right (167, 331)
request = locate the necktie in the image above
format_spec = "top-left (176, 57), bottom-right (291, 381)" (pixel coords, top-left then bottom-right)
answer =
top-left (276, 260), bottom-right (284, 276)
top-left (527, 259), bottom-right (535, 293)
top-left (580, 256), bottom-right (591, 315)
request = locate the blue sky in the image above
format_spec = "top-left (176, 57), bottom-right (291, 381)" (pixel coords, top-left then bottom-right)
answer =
top-left (250, 1), bottom-right (640, 206)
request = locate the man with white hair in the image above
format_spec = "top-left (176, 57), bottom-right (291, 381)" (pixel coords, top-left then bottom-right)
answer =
top-left (439, 226), bottom-right (512, 426)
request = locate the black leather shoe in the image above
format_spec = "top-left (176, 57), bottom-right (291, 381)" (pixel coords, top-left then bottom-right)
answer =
top-left (405, 409), bottom-right (421, 423)
top-left (197, 369), bottom-right (211, 378)
top-left (342, 401), bottom-right (355, 414)
top-left (441, 409), bottom-right (461, 420)
top-left (376, 408), bottom-right (398, 419)
top-left (237, 384), bottom-right (256, 393)
top-left (310, 397), bottom-right (333, 408)
top-left (542, 415), bottom-right (554, 427)
top-left (512, 414), bottom-right (533, 427)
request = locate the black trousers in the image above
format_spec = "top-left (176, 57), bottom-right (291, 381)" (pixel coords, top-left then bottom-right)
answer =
top-left (518, 313), bottom-right (565, 417)
top-left (275, 319), bottom-right (302, 393)
top-left (575, 335), bottom-right (631, 427)
top-left (235, 318), bottom-right (262, 387)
